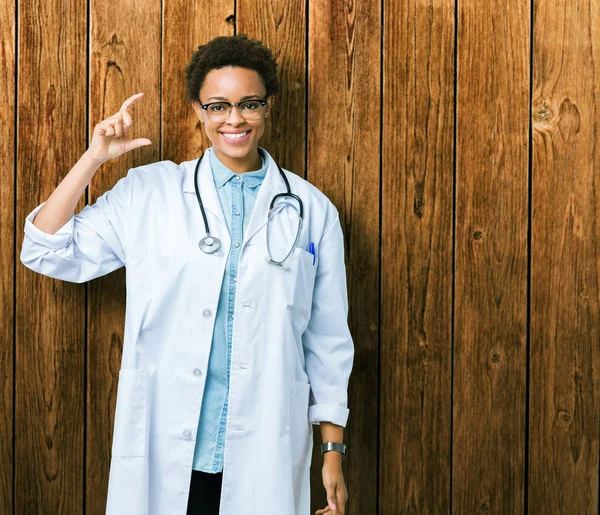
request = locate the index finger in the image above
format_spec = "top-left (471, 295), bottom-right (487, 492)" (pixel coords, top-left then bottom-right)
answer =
top-left (120, 92), bottom-right (145, 112)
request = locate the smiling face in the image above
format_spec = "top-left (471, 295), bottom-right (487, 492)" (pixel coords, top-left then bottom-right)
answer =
top-left (191, 66), bottom-right (275, 173)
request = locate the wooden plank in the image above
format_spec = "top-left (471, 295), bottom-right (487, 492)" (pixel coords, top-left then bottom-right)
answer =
top-left (381, 0), bottom-right (455, 512)
top-left (453, 0), bottom-right (530, 512)
top-left (15, 0), bottom-right (87, 512)
top-left (529, 0), bottom-right (600, 512)
top-left (0, 0), bottom-right (15, 512)
top-left (87, 1), bottom-right (161, 512)
top-left (162, 0), bottom-right (234, 162)
top-left (308, 0), bottom-right (379, 513)
top-left (237, 0), bottom-right (306, 176)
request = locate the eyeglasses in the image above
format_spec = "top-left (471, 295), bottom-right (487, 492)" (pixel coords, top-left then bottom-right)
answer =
top-left (200, 98), bottom-right (268, 123)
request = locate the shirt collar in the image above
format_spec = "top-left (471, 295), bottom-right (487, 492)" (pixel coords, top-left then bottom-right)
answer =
top-left (209, 146), bottom-right (268, 189)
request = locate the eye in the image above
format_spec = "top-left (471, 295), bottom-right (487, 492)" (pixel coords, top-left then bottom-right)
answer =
top-left (241, 101), bottom-right (260, 110)
top-left (208, 103), bottom-right (228, 112)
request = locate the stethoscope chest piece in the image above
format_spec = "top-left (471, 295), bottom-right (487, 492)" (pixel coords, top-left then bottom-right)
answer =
top-left (198, 235), bottom-right (221, 254)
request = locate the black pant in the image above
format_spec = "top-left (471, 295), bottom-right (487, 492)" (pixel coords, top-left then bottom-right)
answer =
top-left (186, 469), bottom-right (223, 515)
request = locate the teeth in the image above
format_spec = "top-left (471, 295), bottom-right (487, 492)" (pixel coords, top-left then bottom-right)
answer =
top-left (222, 131), bottom-right (248, 139)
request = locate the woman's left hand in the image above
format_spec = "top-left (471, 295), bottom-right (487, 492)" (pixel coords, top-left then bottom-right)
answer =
top-left (315, 456), bottom-right (347, 514)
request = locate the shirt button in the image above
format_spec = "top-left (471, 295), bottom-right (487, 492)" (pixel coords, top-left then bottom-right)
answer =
top-left (193, 368), bottom-right (202, 377)
top-left (235, 176), bottom-right (241, 181)
top-left (230, 314), bottom-right (234, 320)
top-left (234, 242), bottom-right (240, 248)
top-left (183, 429), bottom-right (192, 439)
top-left (202, 308), bottom-right (212, 317)
top-left (235, 212), bottom-right (240, 216)
top-left (233, 277), bottom-right (237, 282)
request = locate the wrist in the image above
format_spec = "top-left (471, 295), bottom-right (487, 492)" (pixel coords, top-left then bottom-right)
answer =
top-left (323, 450), bottom-right (343, 465)
top-left (83, 148), bottom-right (107, 167)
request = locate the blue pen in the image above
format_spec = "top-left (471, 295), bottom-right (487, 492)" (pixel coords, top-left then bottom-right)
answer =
top-left (308, 241), bottom-right (316, 265)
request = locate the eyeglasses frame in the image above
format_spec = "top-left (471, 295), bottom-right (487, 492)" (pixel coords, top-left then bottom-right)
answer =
top-left (199, 98), bottom-right (269, 121)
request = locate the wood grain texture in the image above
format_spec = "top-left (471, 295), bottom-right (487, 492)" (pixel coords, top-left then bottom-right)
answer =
top-left (454, 0), bottom-right (530, 513)
top-left (162, 0), bottom-right (234, 163)
top-left (7, 0), bottom-right (600, 513)
top-left (238, 0), bottom-right (306, 176)
top-left (0, 0), bottom-right (15, 512)
top-left (529, 0), bottom-right (600, 512)
top-left (381, 0), bottom-right (455, 513)
top-left (87, 1), bottom-right (161, 512)
top-left (16, 0), bottom-right (87, 512)
top-left (308, 0), bottom-right (380, 513)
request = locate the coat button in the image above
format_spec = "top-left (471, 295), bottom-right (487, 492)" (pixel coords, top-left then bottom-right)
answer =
top-left (193, 368), bottom-right (202, 377)
top-left (202, 308), bottom-right (212, 317)
top-left (183, 429), bottom-right (192, 439)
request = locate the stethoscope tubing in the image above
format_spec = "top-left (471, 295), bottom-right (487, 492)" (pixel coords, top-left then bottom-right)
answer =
top-left (193, 153), bottom-right (304, 266)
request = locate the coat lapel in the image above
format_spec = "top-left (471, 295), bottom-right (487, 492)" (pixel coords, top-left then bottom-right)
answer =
top-left (183, 149), bottom-right (227, 230)
top-left (242, 147), bottom-right (287, 247)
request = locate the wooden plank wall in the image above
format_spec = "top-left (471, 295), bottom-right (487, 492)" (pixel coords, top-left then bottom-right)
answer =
top-left (3, 0), bottom-right (599, 513)
top-left (1, 0), bottom-right (15, 513)
top-left (530, 0), bottom-right (600, 512)
top-left (453, 0), bottom-right (529, 511)
top-left (381, 0), bottom-right (454, 511)
top-left (16, 1), bottom-right (87, 513)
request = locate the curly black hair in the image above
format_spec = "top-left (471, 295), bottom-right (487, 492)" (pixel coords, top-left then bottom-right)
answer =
top-left (184, 34), bottom-right (280, 104)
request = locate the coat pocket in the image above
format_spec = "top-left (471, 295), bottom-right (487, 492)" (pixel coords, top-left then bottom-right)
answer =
top-left (285, 247), bottom-right (317, 323)
top-left (111, 369), bottom-right (149, 457)
top-left (290, 380), bottom-right (312, 469)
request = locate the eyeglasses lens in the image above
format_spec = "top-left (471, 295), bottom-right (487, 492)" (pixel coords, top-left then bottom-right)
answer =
top-left (207, 101), bottom-right (264, 123)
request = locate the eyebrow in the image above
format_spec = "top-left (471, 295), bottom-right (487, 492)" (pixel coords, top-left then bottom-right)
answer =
top-left (207, 95), bottom-right (263, 101)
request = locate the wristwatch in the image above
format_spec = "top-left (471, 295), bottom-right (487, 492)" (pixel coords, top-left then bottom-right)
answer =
top-left (320, 442), bottom-right (346, 462)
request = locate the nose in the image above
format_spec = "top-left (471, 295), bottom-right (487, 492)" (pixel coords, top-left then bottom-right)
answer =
top-left (226, 105), bottom-right (245, 125)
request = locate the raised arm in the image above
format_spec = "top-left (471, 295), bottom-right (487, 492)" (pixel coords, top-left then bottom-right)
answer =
top-left (20, 92), bottom-right (152, 283)
top-left (32, 92), bottom-right (151, 234)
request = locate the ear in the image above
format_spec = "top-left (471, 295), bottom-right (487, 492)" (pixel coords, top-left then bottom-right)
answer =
top-left (265, 95), bottom-right (276, 118)
top-left (191, 100), bottom-right (204, 123)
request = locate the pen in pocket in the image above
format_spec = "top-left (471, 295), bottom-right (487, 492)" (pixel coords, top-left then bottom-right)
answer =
top-left (308, 241), bottom-right (316, 265)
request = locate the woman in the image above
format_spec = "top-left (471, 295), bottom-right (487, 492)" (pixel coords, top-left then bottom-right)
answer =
top-left (20, 34), bottom-right (353, 515)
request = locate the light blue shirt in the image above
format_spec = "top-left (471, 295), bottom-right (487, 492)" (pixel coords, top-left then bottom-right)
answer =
top-left (192, 146), bottom-right (268, 472)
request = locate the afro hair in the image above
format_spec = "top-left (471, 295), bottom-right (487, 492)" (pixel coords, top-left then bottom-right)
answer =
top-left (184, 34), bottom-right (280, 104)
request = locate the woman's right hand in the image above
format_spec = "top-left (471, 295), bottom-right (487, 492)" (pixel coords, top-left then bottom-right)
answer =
top-left (87, 92), bottom-right (152, 163)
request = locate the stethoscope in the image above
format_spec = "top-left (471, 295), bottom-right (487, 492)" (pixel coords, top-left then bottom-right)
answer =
top-left (193, 155), bottom-right (304, 268)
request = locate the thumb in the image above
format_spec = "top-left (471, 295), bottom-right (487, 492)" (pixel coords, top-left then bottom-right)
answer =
top-left (123, 138), bottom-right (152, 152)
top-left (326, 487), bottom-right (337, 511)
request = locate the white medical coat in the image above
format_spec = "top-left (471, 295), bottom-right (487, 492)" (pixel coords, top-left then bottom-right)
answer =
top-left (19, 147), bottom-right (354, 515)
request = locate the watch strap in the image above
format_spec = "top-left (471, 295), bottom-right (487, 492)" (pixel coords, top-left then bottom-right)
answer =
top-left (320, 442), bottom-right (346, 461)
